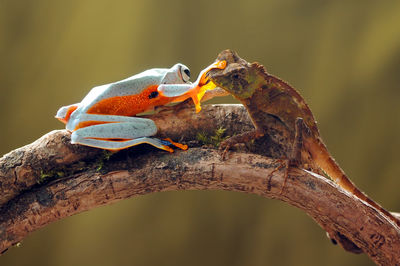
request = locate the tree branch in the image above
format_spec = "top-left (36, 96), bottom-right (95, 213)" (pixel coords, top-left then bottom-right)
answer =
top-left (1, 104), bottom-right (399, 265)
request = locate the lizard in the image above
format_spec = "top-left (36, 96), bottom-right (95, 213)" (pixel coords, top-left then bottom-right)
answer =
top-left (207, 49), bottom-right (400, 228)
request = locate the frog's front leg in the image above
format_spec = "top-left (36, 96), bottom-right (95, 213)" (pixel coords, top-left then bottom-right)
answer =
top-left (70, 114), bottom-right (187, 152)
top-left (155, 87), bottom-right (230, 114)
top-left (158, 83), bottom-right (225, 113)
top-left (157, 84), bottom-right (194, 98)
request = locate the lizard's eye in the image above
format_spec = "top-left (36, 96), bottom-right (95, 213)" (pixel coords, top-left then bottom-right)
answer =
top-left (148, 91), bottom-right (159, 99)
top-left (232, 74), bottom-right (240, 80)
top-left (180, 66), bottom-right (190, 83)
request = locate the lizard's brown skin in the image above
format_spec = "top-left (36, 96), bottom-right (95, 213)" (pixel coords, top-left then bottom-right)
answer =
top-left (208, 49), bottom-right (400, 229)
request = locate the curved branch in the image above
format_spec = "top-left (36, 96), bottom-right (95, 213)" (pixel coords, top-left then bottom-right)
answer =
top-left (0, 104), bottom-right (399, 265)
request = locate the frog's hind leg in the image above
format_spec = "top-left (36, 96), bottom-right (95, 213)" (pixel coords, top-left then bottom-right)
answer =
top-left (71, 136), bottom-right (176, 152)
top-left (70, 115), bottom-right (184, 152)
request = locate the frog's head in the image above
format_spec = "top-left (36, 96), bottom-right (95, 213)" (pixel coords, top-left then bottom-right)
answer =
top-left (208, 50), bottom-right (266, 100)
top-left (55, 104), bottom-right (78, 124)
top-left (163, 63), bottom-right (191, 84)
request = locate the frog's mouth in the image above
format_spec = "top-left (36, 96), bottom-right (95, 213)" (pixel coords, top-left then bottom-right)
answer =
top-left (158, 60), bottom-right (226, 113)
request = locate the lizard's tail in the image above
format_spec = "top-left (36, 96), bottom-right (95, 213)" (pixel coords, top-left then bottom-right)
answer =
top-left (305, 138), bottom-right (400, 228)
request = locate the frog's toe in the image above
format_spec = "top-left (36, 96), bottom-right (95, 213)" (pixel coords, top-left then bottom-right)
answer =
top-left (162, 138), bottom-right (188, 151)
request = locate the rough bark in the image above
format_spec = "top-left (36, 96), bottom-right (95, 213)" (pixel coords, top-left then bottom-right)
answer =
top-left (0, 104), bottom-right (399, 265)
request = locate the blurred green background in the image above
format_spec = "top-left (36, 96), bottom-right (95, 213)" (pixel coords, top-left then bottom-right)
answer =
top-left (1, 0), bottom-right (400, 265)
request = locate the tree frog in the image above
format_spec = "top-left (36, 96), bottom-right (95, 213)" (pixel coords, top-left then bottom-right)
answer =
top-left (55, 61), bottom-right (226, 152)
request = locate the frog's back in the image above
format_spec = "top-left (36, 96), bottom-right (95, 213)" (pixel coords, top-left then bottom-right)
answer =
top-left (79, 68), bottom-right (167, 112)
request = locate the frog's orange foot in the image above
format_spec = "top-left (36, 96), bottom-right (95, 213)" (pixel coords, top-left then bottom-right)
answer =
top-left (163, 138), bottom-right (188, 151)
top-left (160, 144), bottom-right (174, 153)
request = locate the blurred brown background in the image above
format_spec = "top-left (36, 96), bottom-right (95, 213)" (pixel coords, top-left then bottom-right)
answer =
top-left (1, 0), bottom-right (400, 265)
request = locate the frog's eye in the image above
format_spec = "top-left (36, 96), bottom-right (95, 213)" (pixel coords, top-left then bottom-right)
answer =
top-left (180, 66), bottom-right (191, 82)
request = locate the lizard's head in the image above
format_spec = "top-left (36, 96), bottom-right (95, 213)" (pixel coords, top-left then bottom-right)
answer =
top-left (208, 49), bottom-right (266, 100)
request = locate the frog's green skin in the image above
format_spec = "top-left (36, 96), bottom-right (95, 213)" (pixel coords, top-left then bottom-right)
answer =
top-left (209, 50), bottom-right (400, 228)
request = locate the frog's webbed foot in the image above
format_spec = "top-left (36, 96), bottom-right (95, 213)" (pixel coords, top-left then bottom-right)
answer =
top-left (219, 129), bottom-right (264, 160)
top-left (163, 138), bottom-right (188, 151)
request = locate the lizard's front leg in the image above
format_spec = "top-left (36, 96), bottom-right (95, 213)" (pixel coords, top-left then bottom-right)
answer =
top-left (219, 129), bottom-right (264, 160)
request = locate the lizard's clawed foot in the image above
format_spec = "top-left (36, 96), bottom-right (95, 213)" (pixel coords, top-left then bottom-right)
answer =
top-left (265, 159), bottom-right (288, 192)
top-left (218, 130), bottom-right (263, 160)
top-left (278, 158), bottom-right (301, 194)
top-left (279, 159), bottom-right (290, 195)
top-left (219, 140), bottom-right (231, 161)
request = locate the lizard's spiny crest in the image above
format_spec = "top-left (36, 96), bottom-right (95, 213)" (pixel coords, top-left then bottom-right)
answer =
top-left (250, 62), bottom-right (268, 76)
